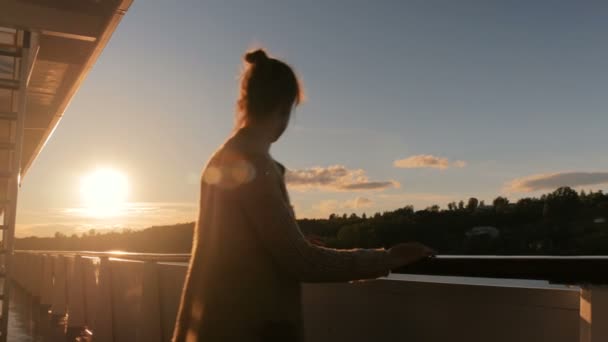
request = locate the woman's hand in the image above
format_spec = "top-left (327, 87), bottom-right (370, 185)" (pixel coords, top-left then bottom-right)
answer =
top-left (387, 242), bottom-right (435, 269)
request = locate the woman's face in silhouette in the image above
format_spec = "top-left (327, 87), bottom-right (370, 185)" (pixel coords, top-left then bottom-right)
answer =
top-left (270, 106), bottom-right (291, 142)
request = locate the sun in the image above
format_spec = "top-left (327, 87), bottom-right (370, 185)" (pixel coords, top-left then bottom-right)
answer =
top-left (80, 168), bottom-right (129, 217)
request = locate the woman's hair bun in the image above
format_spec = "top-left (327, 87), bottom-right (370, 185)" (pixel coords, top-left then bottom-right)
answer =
top-left (244, 49), bottom-right (268, 65)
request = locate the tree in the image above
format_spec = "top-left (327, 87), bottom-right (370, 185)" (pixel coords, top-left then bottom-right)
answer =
top-left (466, 197), bottom-right (479, 212)
top-left (515, 198), bottom-right (542, 218)
top-left (337, 225), bottom-right (360, 248)
top-left (447, 202), bottom-right (457, 211)
top-left (458, 201), bottom-right (465, 210)
top-left (493, 196), bottom-right (510, 212)
top-left (395, 206), bottom-right (414, 215)
top-left (598, 201), bottom-right (608, 216)
top-left (544, 186), bottom-right (580, 220)
top-left (426, 205), bottom-right (440, 212)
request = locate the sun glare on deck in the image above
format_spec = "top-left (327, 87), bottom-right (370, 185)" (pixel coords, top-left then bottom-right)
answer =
top-left (80, 168), bottom-right (129, 218)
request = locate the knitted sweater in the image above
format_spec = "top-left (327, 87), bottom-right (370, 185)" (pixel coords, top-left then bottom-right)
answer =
top-left (172, 130), bottom-right (391, 342)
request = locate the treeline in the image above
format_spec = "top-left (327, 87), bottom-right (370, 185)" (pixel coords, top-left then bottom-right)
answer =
top-left (16, 223), bottom-right (195, 253)
top-left (16, 187), bottom-right (608, 255)
top-left (303, 186), bottom-right (608, 255)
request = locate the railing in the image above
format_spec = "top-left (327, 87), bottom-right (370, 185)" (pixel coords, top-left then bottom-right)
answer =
top-left (10, 251), bottom-right (607, 342)
top-left (397, 255), bottom-right (608, 284)
top-left (11, 250), bottom-right (190, 342)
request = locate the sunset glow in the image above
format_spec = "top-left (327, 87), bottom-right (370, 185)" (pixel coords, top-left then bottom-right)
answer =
top-left (80, 168), bottom-right (129, 218)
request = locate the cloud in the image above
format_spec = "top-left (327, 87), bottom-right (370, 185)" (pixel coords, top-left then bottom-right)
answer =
top-left (506, 172), bottom-right (608, 193)
top-left (314, 200), bottom-right (341, 216)
top-left (286, 165), bottom-right (399, 191)
top-left (302, 192), bottom-right (459, 218)
top-left (452, 160), bottom-right (467, 168)
top-left (394, 155), bottom-right (466, 170)
top-left (376, 193), bottom-right (458, 210)
top-left (344, 197), bottom-right (373, 209)
top-left (313, 197), bottom-right (374, 216)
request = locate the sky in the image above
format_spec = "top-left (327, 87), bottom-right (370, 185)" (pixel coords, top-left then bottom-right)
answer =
top-left (16, 0), bottom-right (608, 237)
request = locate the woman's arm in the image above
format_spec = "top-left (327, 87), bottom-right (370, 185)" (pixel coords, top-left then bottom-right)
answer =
top-left (241, 158), bottom-right (391, 283)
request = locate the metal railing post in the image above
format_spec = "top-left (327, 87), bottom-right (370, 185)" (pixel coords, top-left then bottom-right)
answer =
top-left (67, 255), bottom-right (86, 329)
top-left (136, 261), bottom-right (162, 342)
top-left (93, 256), bottom-right (113, 342)
top-left (50, 255), bottom-right (67, 316)
top-left (40, 254), bottom-right (54, 307)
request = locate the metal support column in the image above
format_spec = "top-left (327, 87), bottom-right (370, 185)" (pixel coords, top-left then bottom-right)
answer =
top-left (0, 29), bottom-right (38, 342)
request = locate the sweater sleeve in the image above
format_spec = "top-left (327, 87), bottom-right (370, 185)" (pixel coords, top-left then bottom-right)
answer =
top-left (240, 157), bottom-right (391, 283)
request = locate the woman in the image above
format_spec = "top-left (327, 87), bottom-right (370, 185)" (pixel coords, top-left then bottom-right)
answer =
top-left (172, 49), bottom-right (434, 342)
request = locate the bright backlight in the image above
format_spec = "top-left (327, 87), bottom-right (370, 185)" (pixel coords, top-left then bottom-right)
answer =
top-left (80, 168), bottom-right (129, 217)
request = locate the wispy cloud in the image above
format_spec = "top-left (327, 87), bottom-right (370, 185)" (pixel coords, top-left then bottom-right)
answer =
top-left (286, 165), bottom-right (399, 191)
top-left (313, 197), bottom-right (374, 216)
top-left (394, 154), bottom-right (466, 170)
top-left (376, 193), bottom-right (458, 210)
top-left (304, 192), bottom-right (457, 218)
top-left (452, 160), bottom-right (467, 168)
top-left (345, 197), bottom-right (373, 209)
top-left (506, 171), bottom-right (608, 192)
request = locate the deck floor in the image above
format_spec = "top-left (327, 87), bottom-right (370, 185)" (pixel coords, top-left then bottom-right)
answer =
top-left (7, 283), bottom-right (72, 342)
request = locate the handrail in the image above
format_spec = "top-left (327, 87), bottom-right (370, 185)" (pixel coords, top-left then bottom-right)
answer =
top-left (15, 250), bottom-right (608, 284)
top-left (14, 250), bottom-right (191, 262)
top-left (396, 255), bottom-right (608, 284)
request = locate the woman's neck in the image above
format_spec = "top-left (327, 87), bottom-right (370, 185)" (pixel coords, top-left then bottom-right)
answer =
top-left (234, 124), bottom-right (272, 153)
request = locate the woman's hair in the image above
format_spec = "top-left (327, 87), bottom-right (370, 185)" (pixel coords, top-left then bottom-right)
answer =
top-left (237, 49), bottom-right (303, 124)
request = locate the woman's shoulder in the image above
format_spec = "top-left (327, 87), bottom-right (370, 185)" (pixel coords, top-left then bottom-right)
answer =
top-left (202, 143), bottom-right (277, 190)
top-left (214, 139), bottom-right (270, 168)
